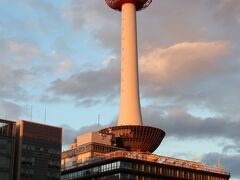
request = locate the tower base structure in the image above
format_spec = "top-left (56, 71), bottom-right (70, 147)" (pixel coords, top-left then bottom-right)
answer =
top-left (61, 143), bottom-right (230, 180)
top-left (99, 125), bottom-right (165, 153)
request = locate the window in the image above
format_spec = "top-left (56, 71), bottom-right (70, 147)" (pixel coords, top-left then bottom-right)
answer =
top-left (48, 159), bottom-right (60, 169)
top-left (0, 172), bottom-right (9, 180)
top-left (48, 148), bottom-right (60, 155)
top-left (20, 168), bottom-right (34, 177)
top-left (22, 144), bottom-right (35, 151)
top-left (0, 156), bottom-right (10, 168)
top-left (21, 157), bottom-right (35, 166)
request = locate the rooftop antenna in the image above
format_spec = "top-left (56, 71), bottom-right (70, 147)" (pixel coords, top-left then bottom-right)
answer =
top-left (5, 113), bottom-right (8, 120)
top-left (217, 159), bottom-right (221, 167)
top-left (97, 113), bottom-right (101, 129)
top-left (98, 113), bottom-right (100, 129)
top-left (44, 108), bottom-right (47, 124)
top-left (1, 113), bottom-right (4, 119)
top-left (30, 105), bottom-right (33, 121)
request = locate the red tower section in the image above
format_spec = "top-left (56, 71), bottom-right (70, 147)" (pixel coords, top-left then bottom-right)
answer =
top-left (105, 0), bottom-right (152, 11)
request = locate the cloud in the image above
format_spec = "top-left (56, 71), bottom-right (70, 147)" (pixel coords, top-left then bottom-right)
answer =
top-left (23, 0), bottom-right (62, 23)
top-left (0, 101), bottom-right (24, 119)
top-left (138, 41), bottom-right (240, 121)
top-left (48, 56), bottom-right (120, 104)
top-left (140, 41), bottom-right (231, 92)
top-left (212, 0), bottom-right (240, 39)
top-left (0, 38), bottom-right (71, 119)
top-left (202, 153), bottom-right (240, 178)
top-left (0, 40), bottom-right (40, 66)
top-left (222, 145), bottom-right (240, 154)
top-left (57, 58), bottom-right (73, 74)
top-left (64, 0), bottom-right (121, 50)
top-left (0, 63), bottom-right (29, 100)
top-left (142, 107), bottom-right (240, 142)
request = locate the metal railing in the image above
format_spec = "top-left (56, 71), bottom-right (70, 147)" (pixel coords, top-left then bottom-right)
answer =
top-left (62, 150), bottom-right (229, 175)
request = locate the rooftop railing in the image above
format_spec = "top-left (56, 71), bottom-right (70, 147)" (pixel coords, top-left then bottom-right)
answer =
top-left (62, 150), bottom-right (230, 175)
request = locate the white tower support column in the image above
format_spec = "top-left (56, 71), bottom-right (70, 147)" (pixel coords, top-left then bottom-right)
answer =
top-left (118, 3), bottom-right (143, 126)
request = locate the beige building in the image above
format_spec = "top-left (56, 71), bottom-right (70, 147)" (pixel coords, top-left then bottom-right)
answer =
top-left (61, 132), bottom-right (124, 171)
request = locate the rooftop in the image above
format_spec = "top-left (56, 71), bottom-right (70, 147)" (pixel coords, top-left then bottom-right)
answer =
top-left (62, 150), bottom-right (229, 176)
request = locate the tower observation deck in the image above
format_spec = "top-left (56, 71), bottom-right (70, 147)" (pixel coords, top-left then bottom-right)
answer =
top-left (106, 0), bottom-right (152, 11)
top-left (100, 0), bottom-right (165, 153)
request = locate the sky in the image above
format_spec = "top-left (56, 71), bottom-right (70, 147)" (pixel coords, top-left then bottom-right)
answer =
top-left (0, 0), bottom-right (240, 179)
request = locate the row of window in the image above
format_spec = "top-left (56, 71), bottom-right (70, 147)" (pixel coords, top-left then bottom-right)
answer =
top-left (63, 143), bottom-right (121, 159)
top-left (0, 172), bottom-right (10, 180)
top-left (22, 144), bottom-right (60, 155)
top-left (21, 168), bottom-right (61, 179)
top-left (0, 156), bottom-right (10, 168)
top-left (0, 123), bottom-right (12, 137)
top-left (20, 168), bottom-right (34, 177)
top-left (22, 144), bottom-right (35, 151)
top-left (21, 156), bottom-right (60, 170)
top-left (21, 157), bottom-right (35, 166)
top-left (0, 139), bottom-right (12, 154)
top-left (93, 144), bottom-right (122, 153)
top-left (61, 161), bottom-right (131, 180)
top-left (48, 159), bottom-right (61, 169)
top-left (47, 171), bottom-right (60, 180)
top-left (61, 160), bottom-right (228, 180)
top-left (131, 162), bottom-right (227, 180)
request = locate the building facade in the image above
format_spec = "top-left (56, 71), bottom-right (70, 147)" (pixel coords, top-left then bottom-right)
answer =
top-left (0, 119), bottom-right (62, 180)
top-left (0, 119), bottom-right (16, 180)
top-left (14, 120), bottom-right (62, 180)
top-left (61, 132), bottom-right (125, 171)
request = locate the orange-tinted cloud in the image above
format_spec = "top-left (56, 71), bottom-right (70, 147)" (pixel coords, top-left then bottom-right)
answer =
top-left (140, 41), bottom-right (231, 86)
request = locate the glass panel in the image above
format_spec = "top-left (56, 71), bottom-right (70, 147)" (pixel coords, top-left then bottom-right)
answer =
top-left (0, 139), bottom-right (11, 154)
top-left (0, 172), bottom-right (9, 180)
top-left (0, 156), bottom-right (10, 168)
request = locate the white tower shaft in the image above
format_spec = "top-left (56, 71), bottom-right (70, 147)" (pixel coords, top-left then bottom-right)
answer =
top-left (118, 3), bottom-right (143, 126)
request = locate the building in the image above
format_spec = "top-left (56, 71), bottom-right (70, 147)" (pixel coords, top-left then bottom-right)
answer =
top-left (0, 119), bottom-right (16, 180)
top-left (61, 132), bottom-right (230, 180)
top-left (61, 132), bottom-right (125, 171)
top-left (61, 0), bottom-right (230, 179)
top-left (14, 120), bottom-right (62, 180)
top-left (0, 119), bottom-right (62, 180)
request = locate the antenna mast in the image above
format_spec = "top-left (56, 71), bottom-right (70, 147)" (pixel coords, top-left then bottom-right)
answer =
top-left (44, 108), bottom-right (47, 124)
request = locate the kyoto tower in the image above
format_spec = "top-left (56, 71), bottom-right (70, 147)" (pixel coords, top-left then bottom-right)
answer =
top-left (100, 0), bottom-right (165, 152)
